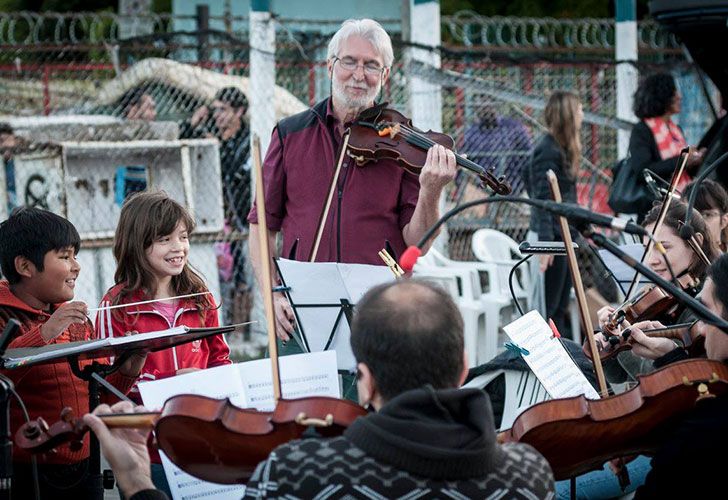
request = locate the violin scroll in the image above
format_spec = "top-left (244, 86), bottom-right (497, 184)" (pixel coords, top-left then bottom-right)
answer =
top-left (17, 407), bottom-right (86, 454)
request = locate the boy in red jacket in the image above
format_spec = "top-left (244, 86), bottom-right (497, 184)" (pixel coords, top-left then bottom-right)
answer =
top-left (0, 207), bottom-right (146, 499)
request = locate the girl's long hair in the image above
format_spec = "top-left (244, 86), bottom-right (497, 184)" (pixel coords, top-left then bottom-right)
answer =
top-left (112, 190), bottom-right (212, 318)
top-left (544, 90), bottom-right (582, 178)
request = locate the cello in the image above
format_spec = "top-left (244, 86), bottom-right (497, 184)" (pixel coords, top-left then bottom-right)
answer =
top-left (15, 135), bottom-right (367, 484)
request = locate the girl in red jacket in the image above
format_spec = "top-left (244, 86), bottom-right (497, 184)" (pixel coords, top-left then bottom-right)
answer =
top-left (96, 190), bottom-right (230, 494)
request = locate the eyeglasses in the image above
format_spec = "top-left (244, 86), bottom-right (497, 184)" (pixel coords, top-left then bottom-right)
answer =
top-left (334, 56), bottom-right (384, 76)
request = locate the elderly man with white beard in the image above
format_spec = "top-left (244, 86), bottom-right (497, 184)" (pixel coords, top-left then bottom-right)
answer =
top-left (247, 18), bottom-right (457, 349)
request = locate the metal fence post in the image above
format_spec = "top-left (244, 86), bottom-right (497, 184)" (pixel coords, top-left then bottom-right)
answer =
top-left (616, 0), bottom-right (638, 157)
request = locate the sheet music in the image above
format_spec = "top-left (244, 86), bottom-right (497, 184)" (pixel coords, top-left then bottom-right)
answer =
top-left (237, 350), bottom-right (340, 411)
top-left (137, 351), bottom-right (340, 500)
top-left (502, 310), bottom-right (599, 400)
top-left (276, 258), bottom-right (394, 370)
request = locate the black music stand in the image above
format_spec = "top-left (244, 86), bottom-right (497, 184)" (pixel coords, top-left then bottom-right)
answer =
top-left (0, 320), bottom-right (20, 500)
top-left (1, 324), bottom-right (236, 500)
top-left (274, 259), bottom-right (394, 372)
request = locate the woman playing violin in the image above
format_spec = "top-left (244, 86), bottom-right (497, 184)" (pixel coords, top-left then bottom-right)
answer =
top-left (631, 253), bottom-right (728, 498)
top-left (595, 201), bottom-right (719, 382)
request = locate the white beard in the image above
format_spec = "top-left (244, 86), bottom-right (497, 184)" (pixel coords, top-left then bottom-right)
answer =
top-left (331, 76), bottom-right (380, 112)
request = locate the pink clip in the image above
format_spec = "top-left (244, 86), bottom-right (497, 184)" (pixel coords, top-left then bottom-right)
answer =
top-left (548, 318), bottom-right (561, 339)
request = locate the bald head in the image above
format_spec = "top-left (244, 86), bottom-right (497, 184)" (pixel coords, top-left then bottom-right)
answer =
top-left (350, 279), bottom-right (465, 402)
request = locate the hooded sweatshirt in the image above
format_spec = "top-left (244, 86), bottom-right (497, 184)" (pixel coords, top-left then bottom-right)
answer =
top-left (0, 280), bottom-right (137, 464)
top-left (242, 386), bottom-right (555, 499)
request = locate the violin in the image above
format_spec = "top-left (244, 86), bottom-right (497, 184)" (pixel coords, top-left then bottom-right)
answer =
top-left (15, 135), bottom-right (369, 484)
top-left (499, 358), bottom-right (728, 480)
top-left (347, 104), bottom-right (512, 195)
top-left (584, 273), bottom-right (702, 361)
top-left (16, 393), bottom-right (366, 484)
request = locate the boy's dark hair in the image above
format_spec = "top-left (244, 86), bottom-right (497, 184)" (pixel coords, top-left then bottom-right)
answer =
top-left (214, 87), bottom-right (248, 110)
top-left (350, 280), bottom-right (464, 402)
top-left (0, 207), bottom-right (81, 284)
top-left (707, 254), bottom-right (728, 319)
top-left (633, 72), bottom-right (677, 119)
top-left (0, 122), bottom-right (12, 135)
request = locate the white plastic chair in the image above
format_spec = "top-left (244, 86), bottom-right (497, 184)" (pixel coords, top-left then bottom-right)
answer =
top-left (470, 230), bottom-right (532, 362)
top-left (413, 264), bottom-right (484, 368)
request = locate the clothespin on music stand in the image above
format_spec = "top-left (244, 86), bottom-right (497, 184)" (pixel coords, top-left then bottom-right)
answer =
top-left (379, 249), bottom-right (404, 278)
top-left (504, 342), bottom-right (530, 357)
top-left (548, 318), bottom-right (562, 340)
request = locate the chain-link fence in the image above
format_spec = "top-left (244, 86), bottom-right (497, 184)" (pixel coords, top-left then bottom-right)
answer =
top-left (0, 12), bottom-right (720, 356)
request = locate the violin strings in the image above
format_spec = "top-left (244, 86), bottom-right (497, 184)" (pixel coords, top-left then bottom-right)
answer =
top-left (395, 124), bottom-right (482, 173)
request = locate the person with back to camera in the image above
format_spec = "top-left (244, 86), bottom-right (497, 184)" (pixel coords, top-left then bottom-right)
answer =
top-left (84, 279), bottom-right (557, 499)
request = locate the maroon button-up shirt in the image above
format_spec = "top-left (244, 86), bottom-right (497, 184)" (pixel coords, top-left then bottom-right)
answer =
top-left (248, 98), bottom-right (420, 264)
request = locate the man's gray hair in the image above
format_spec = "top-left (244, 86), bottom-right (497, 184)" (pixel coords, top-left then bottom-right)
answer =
top-left (327, 19), bottom-right (394, 68)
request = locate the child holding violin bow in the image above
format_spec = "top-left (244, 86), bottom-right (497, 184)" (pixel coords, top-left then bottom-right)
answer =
top-left (592, 200), bottom-right (719, 383)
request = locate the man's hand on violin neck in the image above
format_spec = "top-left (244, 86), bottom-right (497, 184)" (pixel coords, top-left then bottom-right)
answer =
top-left (83, 402), bottom-right (155, 498)
top-left (420, 144), bottom-right (457, 195)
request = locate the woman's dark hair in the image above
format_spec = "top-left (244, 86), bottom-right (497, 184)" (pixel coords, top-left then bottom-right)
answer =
top-left (643, 200), bottom-right (718, 280)
top-left (683, 179), bottom-right (728, 214)
top-left (0, 207), bottom-right (80, 284)
top-left (683, 179), bottom-right (728, 250)
top-left (632, 72), bottom-right (677, 119)
top-left (707, 254), bottom-right (728, 319)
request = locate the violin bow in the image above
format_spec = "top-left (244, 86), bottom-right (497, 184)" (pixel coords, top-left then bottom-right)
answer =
top-left (624, 148), bottom-right (690, 300)
top-left (252, 134), bottom-right (282, 401)
top-left (309, 130), bottom-right (352, 262)
top-left (546, 170), bottom-right (608, 396)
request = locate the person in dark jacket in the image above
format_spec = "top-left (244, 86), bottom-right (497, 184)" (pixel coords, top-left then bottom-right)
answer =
top-left (84, 280), bottom-right (556, 500)
top-left (525, 90), bottom-right (583, 339)
top-left (615, 253), bottom-right (728, 499)
top-left (627, 72), bottom-right (705, 220)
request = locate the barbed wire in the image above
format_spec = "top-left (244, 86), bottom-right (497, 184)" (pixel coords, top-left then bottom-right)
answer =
top-left (0, 10), bottom-right (677, 50)
top-left (441, 11), bottom-right (678, 50)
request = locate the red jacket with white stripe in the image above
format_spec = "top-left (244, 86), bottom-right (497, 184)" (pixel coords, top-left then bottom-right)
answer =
top-left (95, 284), bottom-right (231, 400)
top-left (0, 280), bottom-right (138, 464)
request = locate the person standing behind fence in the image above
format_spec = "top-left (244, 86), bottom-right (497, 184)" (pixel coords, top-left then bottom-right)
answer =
top-left (96, 190), bottom-right (231, 496)
top-left (460, 104), bottom-right (532, 194)
top-left (524, 91), bottom-right (583, 340)
top-left (180, 88), bottom-right (251, 326)
top-left (117, 87), bottom-right (158, 122)
top-left (626, 72), bottom-right (705, 220)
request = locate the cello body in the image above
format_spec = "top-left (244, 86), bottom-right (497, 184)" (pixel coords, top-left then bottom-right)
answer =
top-left (500, 359), bottom-right (728, 480)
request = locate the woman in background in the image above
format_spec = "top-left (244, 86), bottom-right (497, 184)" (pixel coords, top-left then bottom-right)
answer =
top-left (524, 90), bottom-right (583, 339)
top-left (628, 72), bottom-right (705, 220)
